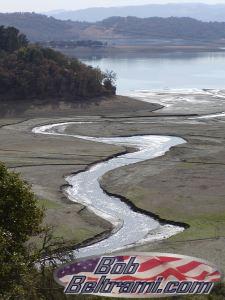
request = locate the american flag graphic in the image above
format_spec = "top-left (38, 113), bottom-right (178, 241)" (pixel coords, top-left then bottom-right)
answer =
top-left (54, 253), bottom-right (221, 296)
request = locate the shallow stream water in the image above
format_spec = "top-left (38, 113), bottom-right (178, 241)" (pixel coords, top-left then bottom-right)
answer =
top-left (33, 123), bottom-right (186, 257)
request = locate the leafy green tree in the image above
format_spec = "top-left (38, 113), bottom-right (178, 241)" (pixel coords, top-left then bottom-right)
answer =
top-left (0, 163), bottom-right (43, 298)
top-left (0, 163), bottom-right (43, 245)
top-left (0, 163), bottom-right (77, 299)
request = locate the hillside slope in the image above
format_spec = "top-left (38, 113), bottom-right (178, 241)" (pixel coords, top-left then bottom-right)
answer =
top-left (0, 13), bottom-right (89, 41)
top-left (1, 13), bottom-right (225, 42)
top-left (94, 16), bottom-right (225, 40)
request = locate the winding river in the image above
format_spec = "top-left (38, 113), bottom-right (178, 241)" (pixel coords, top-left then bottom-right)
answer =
top-left (33, 123), bottom-right (186, 258)
top-left (32, 85), bottom-right (225, 258)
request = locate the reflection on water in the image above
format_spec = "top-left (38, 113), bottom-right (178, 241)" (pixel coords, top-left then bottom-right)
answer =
top-left (82, 52), bottom-right (225, 93)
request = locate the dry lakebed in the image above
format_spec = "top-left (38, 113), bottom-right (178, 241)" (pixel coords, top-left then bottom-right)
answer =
top-left (1, 92), bottom-right (225, 274)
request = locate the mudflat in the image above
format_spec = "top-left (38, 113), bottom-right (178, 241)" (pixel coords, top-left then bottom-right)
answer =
top-left (0, 96), bottom-right (160, 247)
top-left (1, 93), bottom-right (225, 273)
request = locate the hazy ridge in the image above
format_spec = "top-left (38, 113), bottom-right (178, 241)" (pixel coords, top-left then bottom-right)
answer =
top-left (45, 3), bottom-right (225, 22)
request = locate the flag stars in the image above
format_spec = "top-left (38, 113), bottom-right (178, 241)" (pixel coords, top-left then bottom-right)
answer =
top-left (57, 258), bottom-right (100, 278)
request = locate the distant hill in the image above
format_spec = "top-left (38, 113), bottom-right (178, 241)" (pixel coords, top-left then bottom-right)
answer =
top-left (1, 13), bottom-right (225, 42)
top-left (0, 13), bottom-right (89, 41)
top-left (45, 3), bottom-right (225, 22)
top-left (94, 16), bottom-right (225, 40)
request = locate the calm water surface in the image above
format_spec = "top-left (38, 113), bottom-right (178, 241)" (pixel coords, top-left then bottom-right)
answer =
top-left (82, 52), bottom-right (225, 93)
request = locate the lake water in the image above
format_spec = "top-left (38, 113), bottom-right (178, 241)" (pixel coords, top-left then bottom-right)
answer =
top-left (82, 52), bottom-right (225, 93)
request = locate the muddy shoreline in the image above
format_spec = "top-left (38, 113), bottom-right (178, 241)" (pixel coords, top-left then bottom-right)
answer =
top-left (1, 92), bottom-right (225, 273)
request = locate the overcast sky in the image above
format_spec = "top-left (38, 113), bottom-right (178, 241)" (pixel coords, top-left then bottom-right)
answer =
top-left (1, 0), bottom-right (225, 13)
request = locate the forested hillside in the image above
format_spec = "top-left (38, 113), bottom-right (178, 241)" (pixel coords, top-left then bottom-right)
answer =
top-left (97, 16), bottom-right (225, 40)
top-left (1, 13), bottom-right (225, 42)
top-left (0, 26), bottom-right (116, 101)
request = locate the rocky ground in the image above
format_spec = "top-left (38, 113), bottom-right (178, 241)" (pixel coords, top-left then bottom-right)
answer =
top-left (1, 94), bottom-right (225, 274)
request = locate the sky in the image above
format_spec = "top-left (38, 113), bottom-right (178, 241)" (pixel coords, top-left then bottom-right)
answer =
top-left (1, 0), bottom-right (225, 13)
